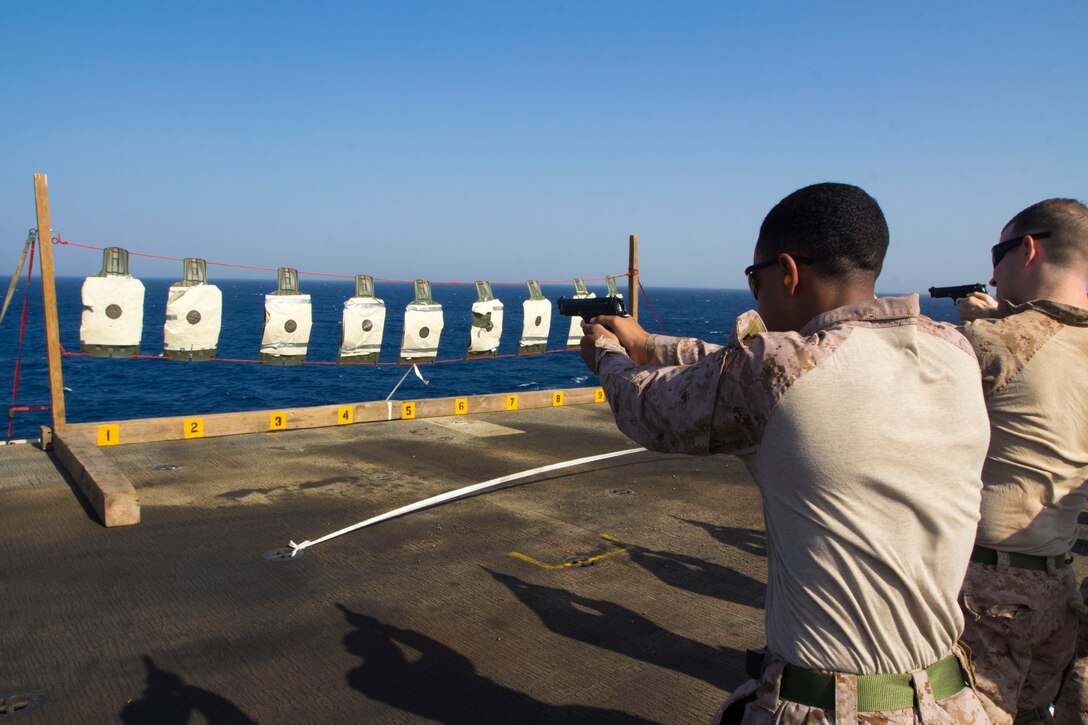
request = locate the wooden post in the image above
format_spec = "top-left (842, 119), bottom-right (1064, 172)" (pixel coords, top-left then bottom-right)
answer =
top-left (628, 234), bottom-right (639, 321)
top-left (34, 174), bottom-right (66, 431)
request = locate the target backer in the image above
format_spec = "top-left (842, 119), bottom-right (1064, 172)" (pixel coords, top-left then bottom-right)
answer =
top-left (340, 275), bottom-right (386, 364)
top-left (260, 268), bottom-right (312, 364)
top-left (400, 280), bottom-right (443, 363)
top-left (565, 278), bottom-right (596, 349)
top-left (519, 280), bottom-right (550, 355)
top-left (164, 258), bottom-right (222, 360)
top-left (80, 247), bottom-right (145, 357)
top-left (467, 281), bottom-right (503, 358)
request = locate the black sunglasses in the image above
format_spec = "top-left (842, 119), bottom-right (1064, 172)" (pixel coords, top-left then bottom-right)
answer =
top-left (744, 255), bottom-right (817, 300)
top-left (991, 231), bottom-right (1051, 268)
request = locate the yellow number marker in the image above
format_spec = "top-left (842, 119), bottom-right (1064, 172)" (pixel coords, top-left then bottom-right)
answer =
top-left (338, 406), bottom-right (354, 425)
top-left (270, 412), bottom-right (287, 430)
top-left (183, 418), bottom-right (204, 439)
top-left (595, 387), bottom-right (606, 403)
top-left (506, 395), bottom-right (518, 411)
top-left (402, 402), bottom-right (416, 419)
top-left (455, 398), bottom-right (468, 415)
top-left (97, 424), bottom-right (120, 446)
top-left (552, 391), bottom-right (564, 407)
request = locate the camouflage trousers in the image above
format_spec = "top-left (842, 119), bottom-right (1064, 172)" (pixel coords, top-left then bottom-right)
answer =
top-left (1053, 576), bottom-right (1088, 725)
top-left (959, 558), bottom-right (1084, 725)
top-left (710, 647), bottom-right (989, 724)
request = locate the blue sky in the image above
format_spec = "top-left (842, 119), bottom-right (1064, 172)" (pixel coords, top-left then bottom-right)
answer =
top-left (1, 1), bottom-right (1085, 292)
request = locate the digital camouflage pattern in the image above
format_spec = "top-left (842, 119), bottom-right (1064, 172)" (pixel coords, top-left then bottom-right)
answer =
top-left (710, 649), bottom-right (990, 724)
top-left (958, 298), bottom-right (1088, 724)
top-left (594, 295), bottom-right (970, 456)
top-left (959, 560), bottom-right (1083, 724)
top-left (960, 299), bottom-right (1088, 557)
top-left (962, 300), bottom-right (1086, 398)
top-left (1054, 576), bottom-right (1088, 725)
top-left (593, 294), bottom-right (991, 719)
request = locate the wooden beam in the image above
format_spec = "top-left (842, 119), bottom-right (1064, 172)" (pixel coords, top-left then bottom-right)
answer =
top-left (64, 386), bottom-right (608, 447)
top-left (34, 174), bottom-right (67, 430)
top-left (628, 233), bottom-right (639, 321)
top-left (53, 429), bottom-right (140, 527)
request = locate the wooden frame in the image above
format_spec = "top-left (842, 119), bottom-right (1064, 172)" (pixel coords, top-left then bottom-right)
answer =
top-left (31, 173), bottom-right (638, 528)
top-left (34, 174), bottom-right (66, 429)
top-left (65, 386), bottom-right (609, 447)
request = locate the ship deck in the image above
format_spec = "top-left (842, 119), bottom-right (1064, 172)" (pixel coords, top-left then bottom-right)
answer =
top-left (2, 403), bottom-right (1085, 723)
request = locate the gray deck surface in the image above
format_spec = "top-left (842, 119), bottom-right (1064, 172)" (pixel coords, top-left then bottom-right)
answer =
top-left (2, 404), bottom-right (1085, 724)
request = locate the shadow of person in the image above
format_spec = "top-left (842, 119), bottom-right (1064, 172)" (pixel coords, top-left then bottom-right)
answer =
top-left (336, 603), bottom-right (658, 724)
top-left (627, 546), bottom-right (766, 609)
top-left (675, 517), bottom-right (767, 557)
top-left (484, 568), bottom-right (747, 691)
top-left (119, 655), bottom-right (256, 725)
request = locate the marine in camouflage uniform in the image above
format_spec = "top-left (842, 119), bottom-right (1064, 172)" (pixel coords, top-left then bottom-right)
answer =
top-left (1054, 578), bottom-right (1088, 725)
top-left (582, 183), bottom-right (993, 724)
top-left (955, 199), bottom-right (1088, 725)
top-left (1053, 574), bottom-right (1088, 718)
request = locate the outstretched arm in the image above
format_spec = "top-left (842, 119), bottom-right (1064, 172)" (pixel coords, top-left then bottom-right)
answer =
top-left (586, 314), bottom-right (723, 366)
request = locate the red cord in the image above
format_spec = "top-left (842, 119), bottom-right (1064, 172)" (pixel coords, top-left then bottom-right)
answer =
top-left (638, 280), bottom-right (666, 334)
top-left (60, 347), bottom-right (578, 366)
top-left (8, 238), bottom-right (39, 440)
top-left (53, 235), bottom-right (630, 286)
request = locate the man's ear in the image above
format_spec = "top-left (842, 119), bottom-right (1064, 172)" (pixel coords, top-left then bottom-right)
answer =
top-left (1022, 235), bottom-right (1041, 266)
top-left (779, 254), bottom-right (801, 297)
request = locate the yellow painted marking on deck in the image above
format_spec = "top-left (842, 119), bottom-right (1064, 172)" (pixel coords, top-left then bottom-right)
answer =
top-left (508, 533), bottom-right (637, 570)
top-left (594, 387), bottom-right (606, 403)
top-left (402, 402), bottom-right (416, 419)
top-left (270, 411), bottom-right (287, 430)
top-left (506, 394), bottom-right (518, 411)
top-left (337, 406), bottom-right (353, 425)
top-left (455, 398), bottom-right (468, 415)
top-left (96, 424), bottom-right (120, 446)
top-left (183, 418), bottom-right (204, 439)
top-left (552, 391), bottom-right (564, 407)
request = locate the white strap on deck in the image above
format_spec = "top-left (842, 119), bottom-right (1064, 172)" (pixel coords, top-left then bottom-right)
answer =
top-left (384, 363), bottom-right (429, 419)
top-left (287, 446), bottom-right (646, 557)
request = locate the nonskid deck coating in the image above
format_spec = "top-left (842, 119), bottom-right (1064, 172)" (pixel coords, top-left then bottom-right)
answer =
top-left (1, 404), bottom-right (1084, 723)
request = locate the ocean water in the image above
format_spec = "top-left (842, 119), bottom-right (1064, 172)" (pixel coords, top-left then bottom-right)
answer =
top-left (0, 277), bottom-right (959, 440)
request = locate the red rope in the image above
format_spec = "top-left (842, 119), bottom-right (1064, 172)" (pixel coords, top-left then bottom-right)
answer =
top-left (8, 237), bottom-right (41, 440)
top-left (638, 280), bottom-right (666, 334)
top-left (59, 346), bottom-right (578, 366)
top-left (53, 235), bottom-right (630, 286)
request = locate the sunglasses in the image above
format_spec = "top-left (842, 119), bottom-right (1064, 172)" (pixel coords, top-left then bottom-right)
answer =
top-left (991, 231), bottom-right (1051, 268)
top-left (744, 255), bottom-right (817, 300)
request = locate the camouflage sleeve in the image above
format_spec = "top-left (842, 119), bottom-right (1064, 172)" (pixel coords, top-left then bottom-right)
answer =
top-left (595, 311), bottom-right (838, 455)
top-left (643, 334), bottom-right (724, 366)
top-left (960, 312), bottom-right (1062, 398)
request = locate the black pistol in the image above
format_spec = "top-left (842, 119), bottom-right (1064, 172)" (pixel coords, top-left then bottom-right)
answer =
top-left (557, 296), bottom-right (629, 320)
top-left (928, 283), bottom-right (988, 301)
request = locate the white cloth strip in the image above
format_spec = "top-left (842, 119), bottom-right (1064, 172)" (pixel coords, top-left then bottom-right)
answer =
top-left (287, 447), bottom-right (646, 556)
top-left (384, 363), bottom-right (429, 401)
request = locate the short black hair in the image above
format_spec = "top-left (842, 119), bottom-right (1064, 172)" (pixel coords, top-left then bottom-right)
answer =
top-left (756, 182), bottom-right (889, 279)
top-left (1004, 198), bottom-right (1088, 265)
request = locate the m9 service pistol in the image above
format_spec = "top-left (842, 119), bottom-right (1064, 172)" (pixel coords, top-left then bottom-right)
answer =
top-left (928, 283), bottom-right (988, 301)
top-left (556, 296), bottom-right (630, 320)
